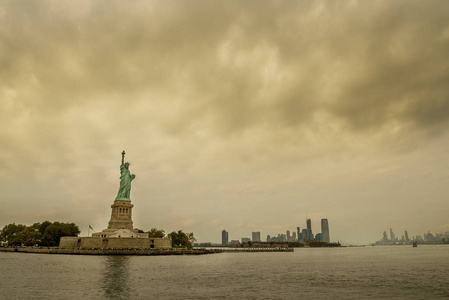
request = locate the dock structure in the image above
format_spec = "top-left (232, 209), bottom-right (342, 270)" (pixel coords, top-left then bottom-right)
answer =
top-left (216, 248), bottom-right (294, 253)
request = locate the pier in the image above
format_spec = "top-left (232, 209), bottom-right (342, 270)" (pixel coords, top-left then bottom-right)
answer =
top-left (212, 248), bottom-right (294, 253)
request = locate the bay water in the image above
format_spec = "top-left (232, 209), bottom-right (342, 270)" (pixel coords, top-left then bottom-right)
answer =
top-left (1, 245), bottom-right (448, 299)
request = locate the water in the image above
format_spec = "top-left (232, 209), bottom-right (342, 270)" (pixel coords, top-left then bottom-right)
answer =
top-left (1, 245), bottom-right (448, 299)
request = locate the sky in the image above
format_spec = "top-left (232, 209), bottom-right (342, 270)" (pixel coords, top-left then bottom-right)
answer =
top-left (1, 0), bottom-right (449, 245)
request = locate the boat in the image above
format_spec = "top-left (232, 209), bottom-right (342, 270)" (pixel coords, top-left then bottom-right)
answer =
top-left (413, 242), bottom-right (418, 247)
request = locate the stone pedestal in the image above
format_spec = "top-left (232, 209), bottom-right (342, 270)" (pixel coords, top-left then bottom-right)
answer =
top-left (92, 199), bottom-right (149, 239)
top-left (107, 200), bottom-right (134, 230)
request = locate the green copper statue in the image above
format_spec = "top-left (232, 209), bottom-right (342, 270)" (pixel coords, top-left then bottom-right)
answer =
top-left (115, 151), bottom-right (136, 201)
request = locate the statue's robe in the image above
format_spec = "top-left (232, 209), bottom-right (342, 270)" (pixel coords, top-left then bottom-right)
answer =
top-left (116, 164), bottom-right (134, 199)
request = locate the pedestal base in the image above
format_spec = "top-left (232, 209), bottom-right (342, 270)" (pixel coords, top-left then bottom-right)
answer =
top-left (92, 228), bottom-right (148, 238)
top-left (107, 200), bottom-right (134, 230)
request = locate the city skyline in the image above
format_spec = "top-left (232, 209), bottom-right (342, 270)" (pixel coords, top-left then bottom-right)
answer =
top-left (217, 222), bottom-right (447, 246)
top-left (1, 1), bottom-right (449, 245)
top-left (221, 217), bottom-right (331, 244)
top-left (375, 227), bottom-right (449, 245)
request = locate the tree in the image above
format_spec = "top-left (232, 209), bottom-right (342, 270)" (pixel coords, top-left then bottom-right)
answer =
top-left (18, 227), bottom-right (42, 246)
top-left (168, 230), bottom-right (196, 249)
top-left (0, 223), bottom-right (27, 246)
top-left (31, 221), bottom-right (52, 235)
top-left (1, 221), bottom-right (80, 247)
top-left (147, 228), bottom-right (165, 238)
top-left (42, 222), bottom-right (80, 246)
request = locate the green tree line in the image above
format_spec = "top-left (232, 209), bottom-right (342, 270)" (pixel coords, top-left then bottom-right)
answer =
top-left (1, 221), bottom-right (80, 247)
top-left (1, 223), bottom-right (195, 249)
top-left (147, 228), bottom-right (196, 249)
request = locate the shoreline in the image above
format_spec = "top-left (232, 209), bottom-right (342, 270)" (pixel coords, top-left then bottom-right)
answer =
top-left (0, 247), bottom-right (296, 255)
top-left (0, 247), bottom-right (221, 256)
top-left (213, 248), bottom-right (294, 252)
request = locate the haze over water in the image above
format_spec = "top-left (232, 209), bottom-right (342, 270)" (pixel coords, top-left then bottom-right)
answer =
top-left (1, 246), bottom-right (448, 299)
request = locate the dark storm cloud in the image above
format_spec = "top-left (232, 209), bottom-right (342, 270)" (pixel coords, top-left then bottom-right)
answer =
top-left (2, 0), bottom-right (448, 139)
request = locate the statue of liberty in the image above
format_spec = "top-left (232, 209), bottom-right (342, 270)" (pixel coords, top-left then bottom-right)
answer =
top-left (115, 151), bottom-right (136, 200)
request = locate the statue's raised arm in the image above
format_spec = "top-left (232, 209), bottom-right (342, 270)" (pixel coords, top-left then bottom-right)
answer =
top-left (115, 151), bottom-right (136, 201)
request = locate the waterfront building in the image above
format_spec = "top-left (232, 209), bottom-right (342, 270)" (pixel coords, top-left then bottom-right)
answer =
top-left (267, 234), bottom-right (286, 243)
top-left (306, 219), bottom-right (312, 241)
top-left (241, 237), bottom-right (250, 244)
top-left (252, 231), bottom-right (261, 242)
top-left (292, 232), bottom-right (297, 241)
top-left (383, 231), bottom-right (388, 243)
top-left (298, 232), bottom-right (303, 242)
top-left (321, 219), bottom-right (330, 243)
top-left (286, 230), bottom-right (291, 241)
top-left (404, 230), bottom-right (410, 242)
top-left (302, 229), bottom-right (307, 241)
top-left (425, 231), bottom-right (434, 242)
top-left (315, 233), bottom-right (322, 241)
top-left (390, 228), bottom-right (396, 243)
top-left (297, 227), bottom-right (300, 241)
top-left (222, 230), bottom-right (229, 246)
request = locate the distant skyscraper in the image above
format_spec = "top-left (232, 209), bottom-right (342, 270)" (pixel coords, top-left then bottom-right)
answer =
top-left (286, 230), bottom-right (291, 241)
top-left (297, 227), bottom-right (300, 241)
top-left (302, 229), bottom-right (307, 241)
top-left (241, 237), bottom-right (250, 244)
top-left (252, 231), bottom-right (261, 242)
top-left (278, 234), bottom-right (287, 242)
top-left (404, 230), bottom-right (410, 242)
top-left (383, 231), bottom-right (388, 243)
top-left (222, 230), bottom-right (228, 246)
top-left (292, 231), bottom-right (297, 241)
top-left (425, 231), bottom-right (434, 242)
top-left (321, 219), bottom-right (330, 243)
top-left (390, 228), bottom-right (395, 243)
top-left (306, 219), bottom-right (312, 241)
top-left (266, 235), bottom-right (271, 242)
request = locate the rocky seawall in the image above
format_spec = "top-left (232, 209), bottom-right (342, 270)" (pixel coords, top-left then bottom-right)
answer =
top-left (0, 247), bottom-right (221, 255)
